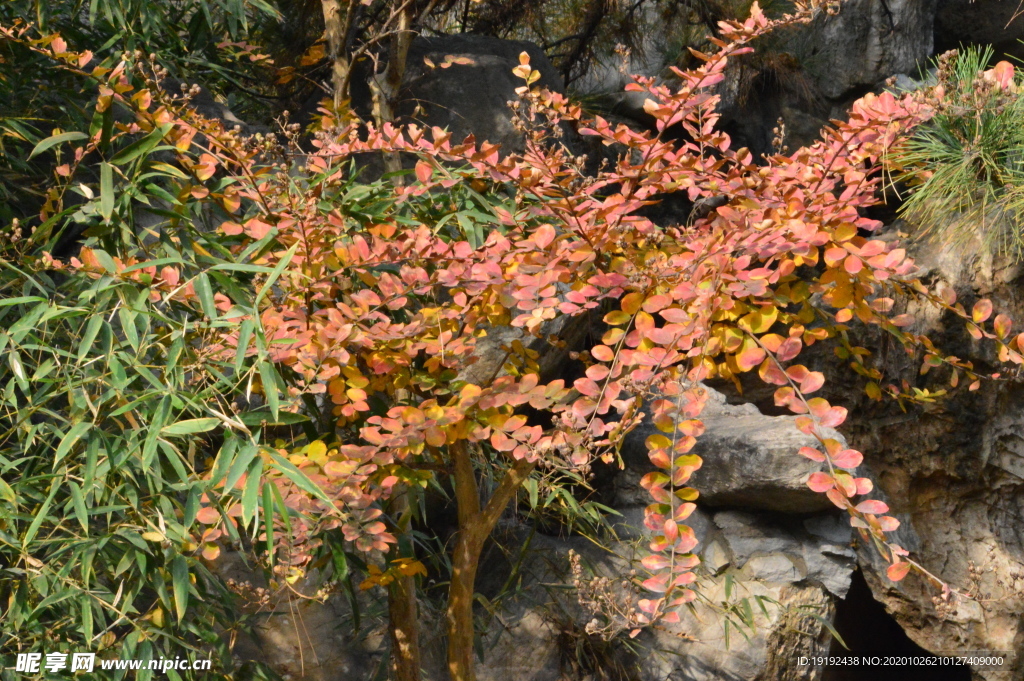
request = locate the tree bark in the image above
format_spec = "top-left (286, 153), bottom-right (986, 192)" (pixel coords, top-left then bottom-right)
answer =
top-left (320, 0), bottom-right (359, 109)
top-left (446, 441), bottom-right (536, 681)
top-left (388, 489), bottom-right (421, 681)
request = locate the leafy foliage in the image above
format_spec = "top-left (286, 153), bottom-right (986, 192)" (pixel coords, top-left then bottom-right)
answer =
top-left (0, 227), bottom-right (276, 679)
top-left (5, 4), bottom-right (1024, 681)
top-left (893, 46), bottom-right (1024, 260)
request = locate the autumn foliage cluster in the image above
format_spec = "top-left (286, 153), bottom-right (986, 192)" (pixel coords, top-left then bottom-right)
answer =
top-left (4, 2), bottom-right (1024, 679)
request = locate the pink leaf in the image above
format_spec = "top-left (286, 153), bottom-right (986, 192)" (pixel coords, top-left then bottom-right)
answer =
top-left (831, 449), bottom-right (863, 469)
top-left (972, 299), bottom-right (993, 323)
top-left (877, 516), bottom-right (900, 531)
top-left (886, 561), bottom-right (911, 582)
top-left (776, 337), bottom-right (802, 362)
top-left (807, 472), bottom-right (834, 493)
top-left (414, 161), bottom-right (432, 183)
top-left (797, 446), bottom-right (826, 462)
top-left (855, 499), bottom-right (890, 515)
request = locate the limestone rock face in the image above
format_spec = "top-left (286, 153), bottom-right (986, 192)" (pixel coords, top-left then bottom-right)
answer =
top-left (824, 234), bottom-right (1024, 681)
top-left (807, 0), bottom-right (938, 100)
top-left (620, 385), bottom-right (846, 513)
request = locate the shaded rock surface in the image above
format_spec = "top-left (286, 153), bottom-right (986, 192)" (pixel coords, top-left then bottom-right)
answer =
top-left (397, 34), bottom-right (565, 152)
top-left (620, 385), bottom-right (845, 513)
top-left (935, 0), bottom-right (1024, 61)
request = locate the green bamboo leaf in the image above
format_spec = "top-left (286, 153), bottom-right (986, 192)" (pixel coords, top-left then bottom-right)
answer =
top-left (54, 421), bottom-right (93, 467)
top-left (109, 123), bottom-right (173, 165)
top-left (237, 409), bottom-right (309, 426)
top-left (224, 442), bottom-right (258, 492)
top-left (233, 318), bottom-right (254, 373)
top-left (241, 457), bottom-right (262, 529)
top-left (184, 488), bottom-right (200, 529)
top-left (100, 162), bottom-right (114, 221)
top-left (108, 353), bottom-right (128, 389)
top-left (193, 272), bottom-right (217, 320)
top-left (81, 595), bottom-right (93, 643)
top-left (0, 296), bottom-right (46, 307)
top-left (208, 436), bottom-right (238, 490)
top-left (266, 449), bottom-right (334, 507)
top-left (23, 480), bottom-right (60, 547)
top-left (262, 481), bottom-right (275, 564)
top-left (142, 396), bottom-right (171, 468)
top-left (0, 476), bottom-right (15, 503)
top-left (255, 242), bottom-right (298, 306)
top-left (258, 361), bottom-right (280, 421)
top-left (69, 481), bottom-right (89, 534)
top-left (171, 555), bottom-right (189, 622)
top-left (8, 350), bottom-right (28, 393)
top-left (118, 307), bottom-right (140, 351)
top-left (28, 131), bottom-right (88, 159)
top-left (270, 478), bottom-right (291, 535)
top-left (160, 418), bottom-right (219, 436)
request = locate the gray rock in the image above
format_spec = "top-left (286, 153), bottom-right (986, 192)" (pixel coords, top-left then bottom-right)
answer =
top-left (808, 0), bottom-right (938, 100)
top-left (620, 385), bottom-right (848, 513)
top-left (711, 510), bottom-right (855, 599)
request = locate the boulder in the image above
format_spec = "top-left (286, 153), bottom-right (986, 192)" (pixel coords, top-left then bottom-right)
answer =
top-left (620, 385), bottom-right (847, 513)
top-left (807, 0), bottom-right (938, 101)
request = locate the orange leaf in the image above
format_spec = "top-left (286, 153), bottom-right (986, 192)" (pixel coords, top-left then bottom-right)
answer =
top-left (886, 561), bottom-right (911, 582)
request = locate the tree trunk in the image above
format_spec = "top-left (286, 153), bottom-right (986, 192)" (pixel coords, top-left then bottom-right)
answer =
top-left (388, 571), bottom-right (421, 681)
top-left (388, 489), bottom-right (421, 681)
top-left (320, 0), bottom-right (358, 109)
top-left (446, 441), bottom-right (536, 681)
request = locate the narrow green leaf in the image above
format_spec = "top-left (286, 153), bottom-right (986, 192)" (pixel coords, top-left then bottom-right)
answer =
top-left (194, 272), bottom-right (217, 320)
top-left (208, 436), bottom-right (238, 489)
top-left (241, 457), bottom-right (262, 530)
top-left (69, 481), bottom-right (89, 534)
top-left (109, 123), bottom-right (173, 165)
top-left (160, 418), bottom-right (219, 436)
top-left (270, 478), bottom-right (291, 536)
top-left (142, 395), bottom-right (171, 468)
top-left (255, 242), bottom-right (298, 306)
top-left (233, 318), bottom-right (254, 374)
top-left (259, 361), bottom-right (279, 421)
top-left (23, 480), bottom-right (60, 547)
top-left (184, 488), bottom-right (200, 529)
top-left (81, 595), bottom-right (93, 643)
top-left (237, 409), bottom-right (309, 426)
top-left (267, 449), bottom-right (334, 507)
top-left (0, 477), bottom-right (14, 503)
top-left (108, 353), bottom-right (128, 389)
top-left (171, 555), bottom-right (189, 622)
top-left (8, 351), bottom-right (28, 393)
top-left (0, 296), bottom-right (46, 307)
top-left (224, 442), bottom-right (258, 493)
top-left (77, 315), bottom-right (105, 360)
top-left (100, 162), bottom-right (114, 221)
top-left (28, 131), bottom-right (88, 159)
top-left (262, 481), bottom-right (275, 565)
top-left (54, 421), bottom-right (92, 467)
top-left (118, 307), bottom-right (140, 351)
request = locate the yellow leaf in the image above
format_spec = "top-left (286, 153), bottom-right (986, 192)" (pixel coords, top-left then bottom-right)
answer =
top-left (307, 440), bottom-right (327, 462)
top-left (141, 531), bottom-right (166, 542)
top-left (300, 43), bottom-right (326, 66)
